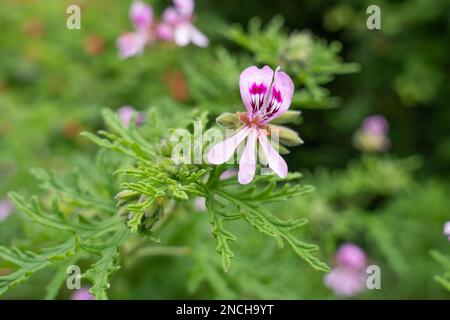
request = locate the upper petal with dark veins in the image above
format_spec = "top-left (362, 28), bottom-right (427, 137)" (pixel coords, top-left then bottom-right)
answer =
top-left (239, 66), bottom-right (274, 120)
top-left (261, 67), bottom-right (294, 124)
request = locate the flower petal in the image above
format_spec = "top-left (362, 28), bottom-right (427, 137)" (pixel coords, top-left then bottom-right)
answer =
top-left (156, 23), bottom-right (174, 41)
top-left (174, 0), bottom-right (194, 16)
top-left (174, 24), bottom-right (191, 46)
top-left (258, 132), bottom-right (288, 178)
top-left (189, 25), bottom-right (209, 47)
top-left (208, 127), bottom-right (250, 164)
top-left (239, 66), bottom-right (274, 119)
top-left (261, 67), bottom-right (294, 124)
top-left (238, 129), bottom-right (258, 184)
top-left (116, 32), bottom-right (148, 59)
top-left (324, 267), bottom-right (366, 297)
top-left (162, 7), bottom-right (180, 24)
top-left (130, 1), bottom-right (153, 31)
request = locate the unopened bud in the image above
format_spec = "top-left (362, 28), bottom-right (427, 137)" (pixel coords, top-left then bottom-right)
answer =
top-left (115, 190), bottom-right (139, 201)
top-left (269, 111), bottom-right (301, 125)
top-left (269, 125), bottom-right (304, 146)
top-left (277, 144), bottom-right (290, 154)
top-left (216, 112), bottom-right (240, 128)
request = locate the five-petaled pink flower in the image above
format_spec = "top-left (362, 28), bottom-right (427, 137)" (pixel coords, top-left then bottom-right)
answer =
top-left (208, 65), bottom-right (295, 184)
top-left (117, 1), bottom-right (154, 59)
top-left (157, 0), bottom-right (208, 47)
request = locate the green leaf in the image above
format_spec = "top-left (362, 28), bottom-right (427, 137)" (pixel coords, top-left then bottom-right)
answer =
top-left (431, 250), bottom-right (450, 292)
top-left (83, 247), bottom-right (120, 300)
top-left (206, 199), bottom-right (237, 272)
top-left (0, 238), bottom-right (78, 296)
top-left (206, 171), bottom-right (329, 272)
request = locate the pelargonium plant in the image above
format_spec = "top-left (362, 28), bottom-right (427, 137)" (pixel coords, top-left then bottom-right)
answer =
top-left (0, 9), bottom-right (363, 300)
top-left (0, 64), bottom-right (330, 299)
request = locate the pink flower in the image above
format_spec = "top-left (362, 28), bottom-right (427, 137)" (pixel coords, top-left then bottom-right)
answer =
top-left (117, 106), bottom-right (144, 128)
top-left (0, 199), bottom-right (13, 222)
top-left (156, 22), bottom-right (173, 41)
top-left (157, 0), bottom-right (208, 47)
top-left (335, 243), bottom-right (367, 270)
top-left (324, 267), bottom-right (367, 297)
top-left (444, 221), bottom-right (450, 241)
top-left (130, 1), bottom-right (153, 31)
top-left (117, 1), bottom-right (154, 59)
top-left (324, 243), bottom-right (368, 297)
top-left (117, 32), bottom-right (149, 59)
top-left (354, 115), bottom-right (390, 152)
top-left (71, 288), bottom-right (94, 300)
top-left (362, 115), bottom-right (389, 136)
top-left (208, 66), bottom-right (295, 185)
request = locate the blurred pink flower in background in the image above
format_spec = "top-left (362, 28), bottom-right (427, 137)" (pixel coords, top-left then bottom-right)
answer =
top-left (0, 198), bottom-right (14, 222)
top-left (324, 267), bottom-right (367, 297)
top-left (130, 1), bottom-right (153, 31)
top-left (208, 65), bottom-right (294, 184)
top-left (444, 221), bottom-right (450, 241)
top-left (71, 288), bottom-right (94, 300)
top-left (117, 32), bottom-right (150, 59)
top-left (194, 197), bottom-right (206, 211)
top-left (362, 115), bottom-right (389, 136)
top-left (117, 1), bottom-right (154, 59)
top-left (335, 243), bottom-right (367, 270)
top-left (118, 0), bottom-right (208, 58)
top-left (354, 115), bottom-right (390, 153)
top-left (157, 0), bottom-right (208, 47)
top-left (117, 106), bottom-right (144, 128)
top-left (324, 243), bottom-right (368, 297)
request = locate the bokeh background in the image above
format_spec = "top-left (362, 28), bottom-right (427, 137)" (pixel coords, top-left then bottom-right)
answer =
top-left (0, 0), bottom-right (449, 299)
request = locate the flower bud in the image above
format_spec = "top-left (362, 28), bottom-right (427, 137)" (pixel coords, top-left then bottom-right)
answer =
top-left (269, 125), bottom-right (304, 146)
top-left (268, 142), bottom-right (290, 155)
top-left (115, 190), bottom-right (140, 201)
top-left (269, 110), bottom-right (301, 125)
top-left (277, 144), bottom-right (290, 154)
top-left (216, 112), bottom-right (240, 128)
